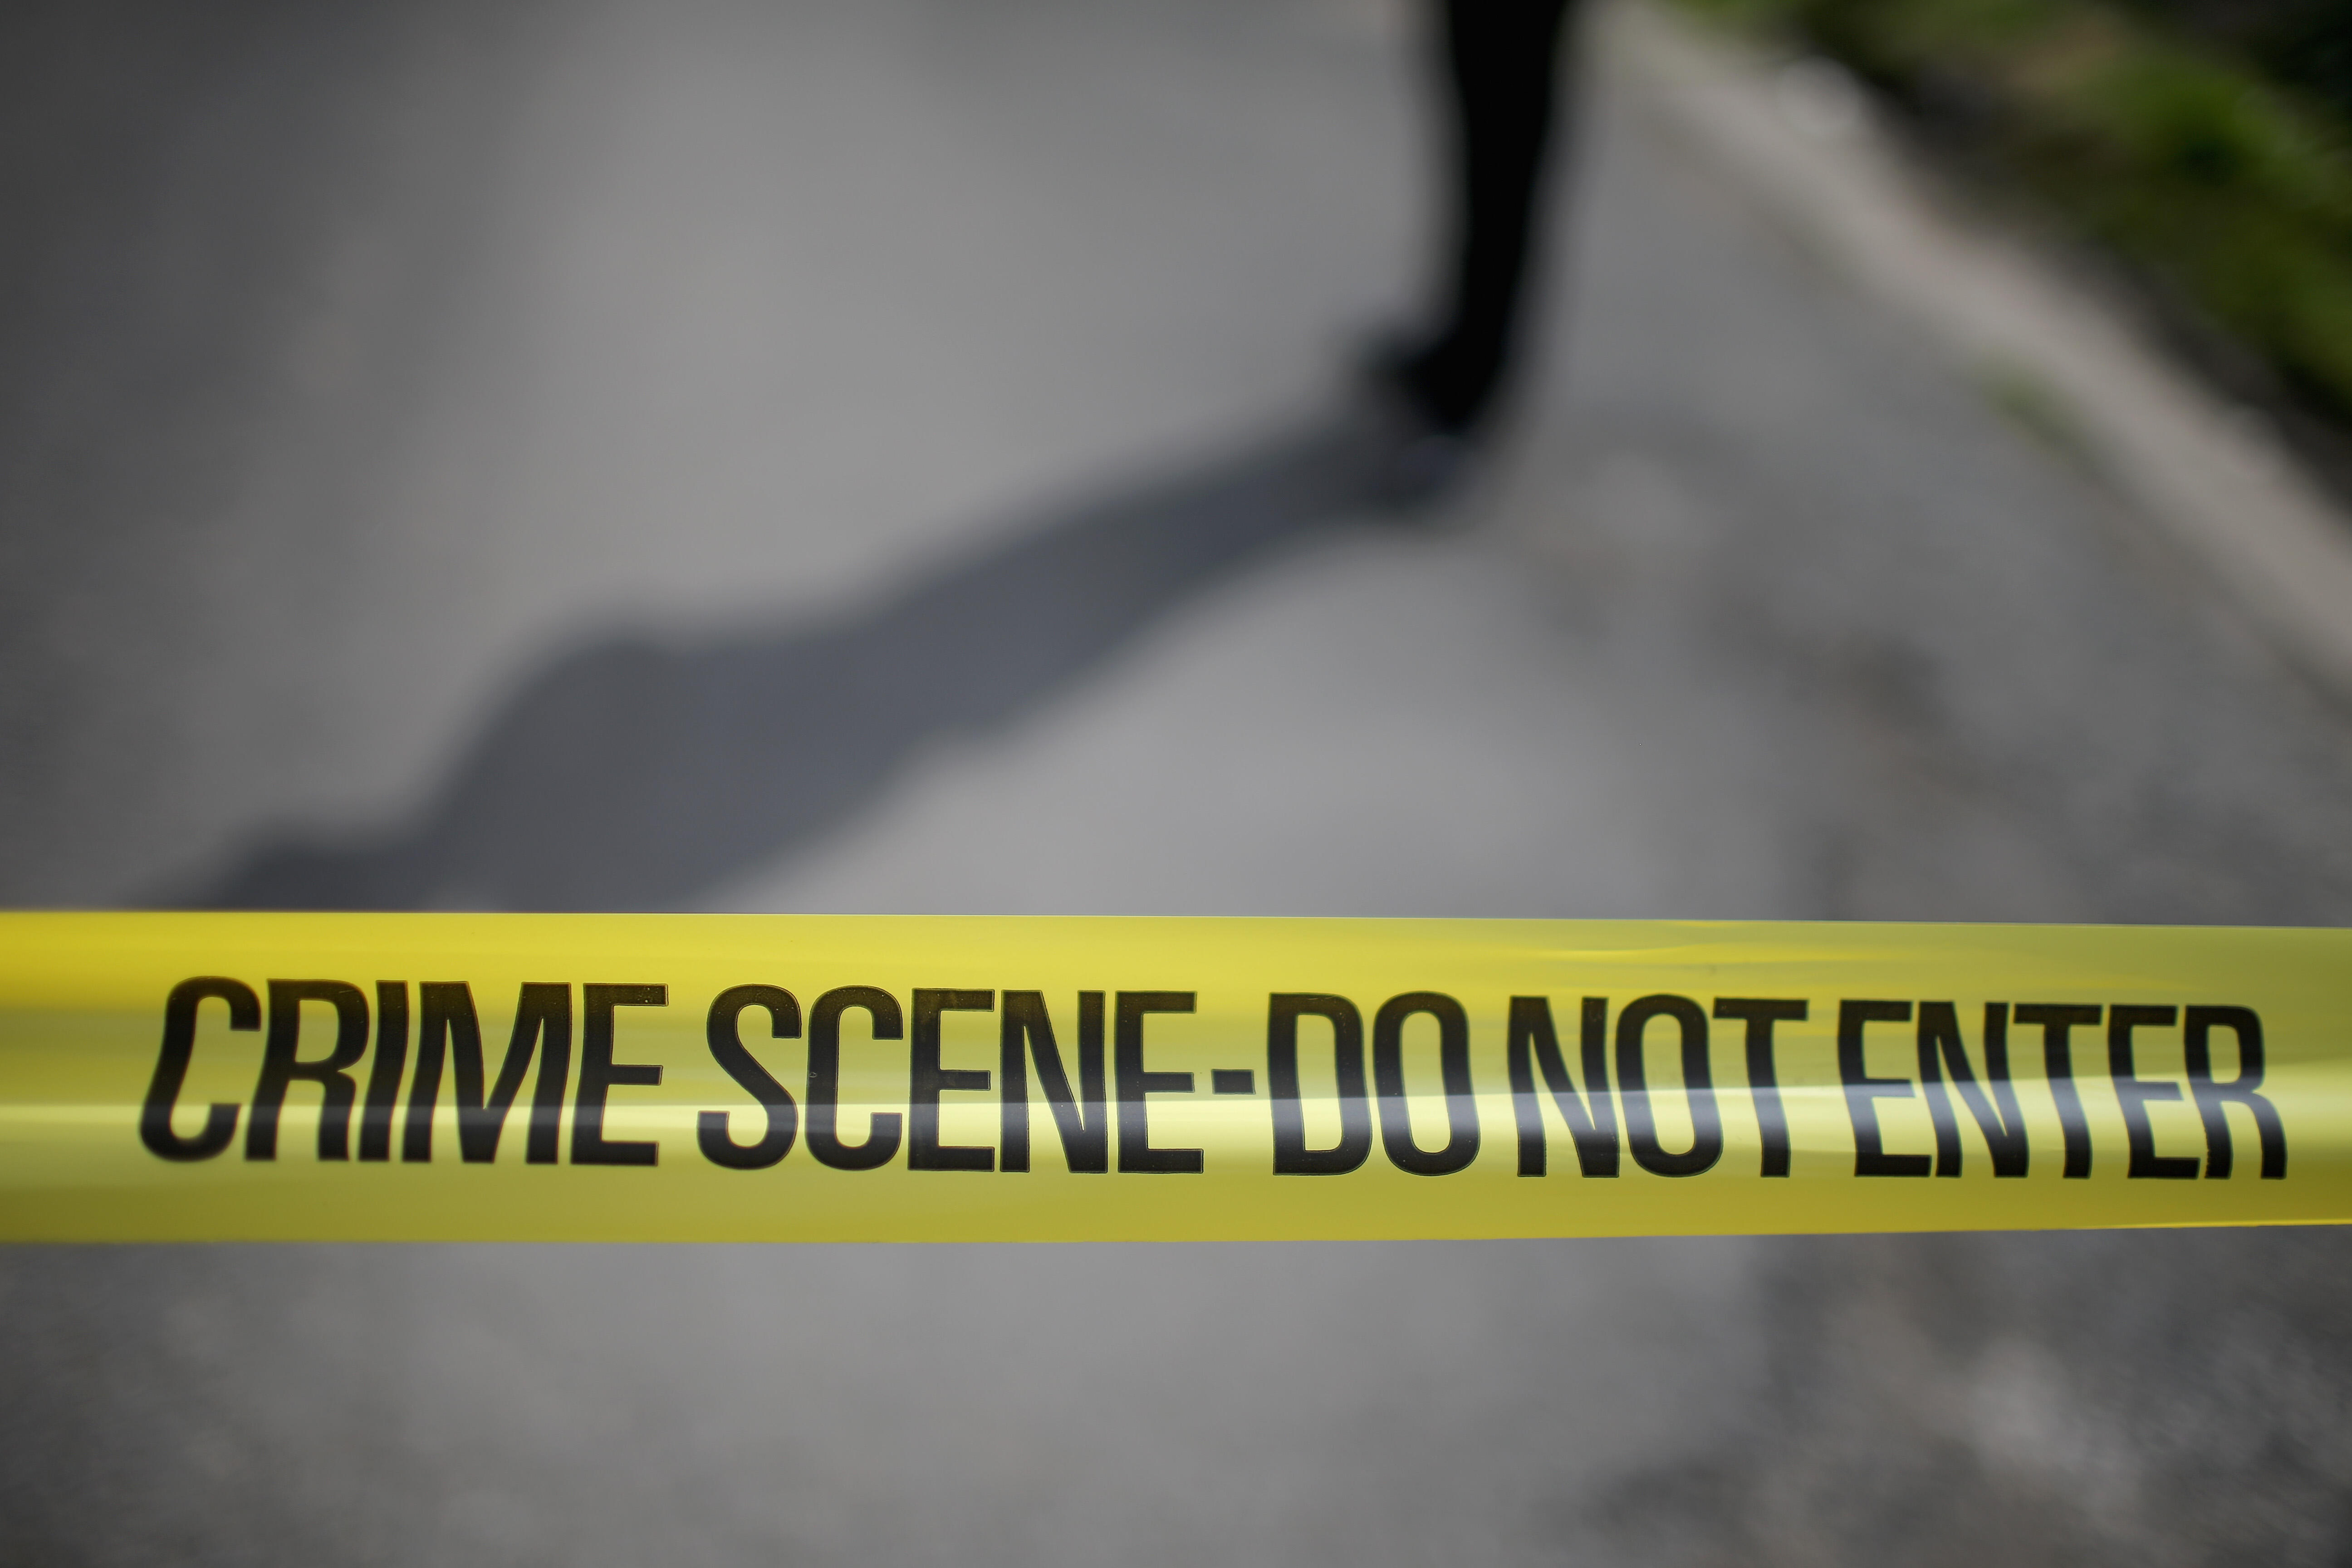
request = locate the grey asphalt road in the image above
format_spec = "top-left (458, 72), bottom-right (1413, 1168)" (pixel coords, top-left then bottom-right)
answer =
top-left (1, 0), bottom-right (2348, 1563)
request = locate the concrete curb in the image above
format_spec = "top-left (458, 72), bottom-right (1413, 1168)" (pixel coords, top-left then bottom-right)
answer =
top-left (1606, 0), bottom-right (2352, 703)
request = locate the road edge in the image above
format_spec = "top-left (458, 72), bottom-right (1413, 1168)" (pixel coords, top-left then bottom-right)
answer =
top-left (1605, 0), bottom-right (2352, 706)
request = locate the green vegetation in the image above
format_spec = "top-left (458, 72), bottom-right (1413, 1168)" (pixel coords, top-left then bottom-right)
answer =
top-left (1978, 358), bottom-right (2092, 462)
top-left (1678, 0), bottom-right (2352, 425)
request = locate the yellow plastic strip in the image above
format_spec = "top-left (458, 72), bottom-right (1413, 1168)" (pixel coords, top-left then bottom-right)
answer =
top-left (0, 913), bottom-right (2343, 1241)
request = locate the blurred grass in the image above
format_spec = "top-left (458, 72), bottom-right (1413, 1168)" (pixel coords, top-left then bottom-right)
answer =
top-left (1977, 358), bottom-right (2095, 464)
top-left (1676, 0), bottom-right (2352, 426)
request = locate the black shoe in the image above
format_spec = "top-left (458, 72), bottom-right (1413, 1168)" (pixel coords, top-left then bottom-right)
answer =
top-left (1353, 333), bottom-right (1482, 513)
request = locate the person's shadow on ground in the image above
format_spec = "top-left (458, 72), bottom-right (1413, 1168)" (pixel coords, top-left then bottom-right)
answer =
top-left (200, 412), bottom-right (1403, 911)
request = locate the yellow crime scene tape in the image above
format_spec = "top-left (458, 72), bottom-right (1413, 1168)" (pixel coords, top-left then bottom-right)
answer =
top-left (0, 913), bottom-right (2343, 1242)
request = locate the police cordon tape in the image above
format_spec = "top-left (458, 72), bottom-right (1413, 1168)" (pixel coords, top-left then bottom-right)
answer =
top-left (1, 913), bottom-right (2344, 1241)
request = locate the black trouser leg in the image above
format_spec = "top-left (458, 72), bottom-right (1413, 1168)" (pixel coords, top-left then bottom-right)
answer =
top-left (1404, 0), bottom-right (1578, 435)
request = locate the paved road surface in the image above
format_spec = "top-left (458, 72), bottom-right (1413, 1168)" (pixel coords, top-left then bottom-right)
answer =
top-left (1, 0), bottom-right (2347, 1562)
